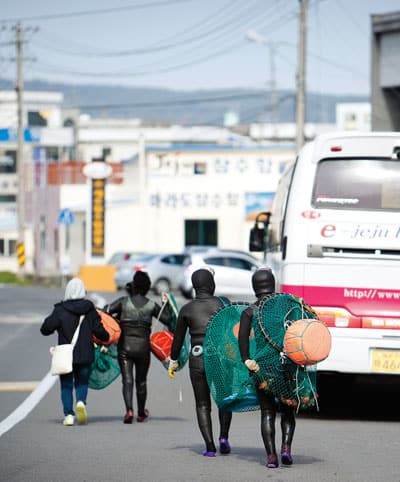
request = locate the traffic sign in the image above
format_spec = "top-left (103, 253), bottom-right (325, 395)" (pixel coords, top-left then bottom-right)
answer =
top-left (17, 242), bottom-right (25, 267)
top-left (58, 208), bottom-right (75, 225)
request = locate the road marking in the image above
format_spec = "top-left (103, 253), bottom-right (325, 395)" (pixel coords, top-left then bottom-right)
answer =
top-left (0, 371), bottom-right (57, 438)
top-left (0, 316), bottom-right (43, 324)
top-left (0, 381), bottom-right (40, 392)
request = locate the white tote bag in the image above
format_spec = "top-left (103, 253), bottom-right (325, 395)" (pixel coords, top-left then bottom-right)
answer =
top-left (50, 315), bottom-right (84, 376)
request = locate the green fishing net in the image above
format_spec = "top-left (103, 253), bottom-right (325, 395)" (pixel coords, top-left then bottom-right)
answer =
top-left (204, 294), bottom-right (320, 412)
top-left (204, 302), bottom-right (260, 412)
top-left (89, 343), bottom-right (120, 390)
top-left (251, 293), bottom-right (319, 410)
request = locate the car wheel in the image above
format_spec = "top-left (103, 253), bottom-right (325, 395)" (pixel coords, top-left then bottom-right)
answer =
top-left (153, 278), bottom-right (171, 295)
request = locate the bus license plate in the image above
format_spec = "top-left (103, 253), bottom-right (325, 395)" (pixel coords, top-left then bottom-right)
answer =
top-left (371, 349), bottom-right (400, 374)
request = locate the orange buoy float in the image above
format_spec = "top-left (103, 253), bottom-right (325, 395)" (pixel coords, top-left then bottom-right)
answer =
top-left (283, 319), bottom-right (331, 366)
top-left (93, 310), bottom-right (121, 345)
top-left (150, 330), bottom-right (174, 364)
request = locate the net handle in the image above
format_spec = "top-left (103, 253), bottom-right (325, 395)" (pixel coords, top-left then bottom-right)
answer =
top-left (152, 297), bottom-right (169, 333)
top-left (256, 295), bottom-right (284, 354)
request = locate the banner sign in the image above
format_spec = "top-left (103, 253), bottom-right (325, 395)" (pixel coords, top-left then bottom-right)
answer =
top-left (91, 178), bottom-right (105, 257)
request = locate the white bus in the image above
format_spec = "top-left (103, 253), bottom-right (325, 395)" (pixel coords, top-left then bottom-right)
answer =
top-left (251, 132), bottom-right (400, 384)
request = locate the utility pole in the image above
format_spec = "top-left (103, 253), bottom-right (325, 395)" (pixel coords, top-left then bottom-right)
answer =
top-left (296, 0), bottom-right (307, 152)
top-left (16, 22), bottom-right (26, 275)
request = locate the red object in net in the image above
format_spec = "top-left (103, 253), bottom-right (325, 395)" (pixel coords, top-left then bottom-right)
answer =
top-left (93, 310), bottom-right (121, 345)
top-left (150, 330), bottom-right (174, 362)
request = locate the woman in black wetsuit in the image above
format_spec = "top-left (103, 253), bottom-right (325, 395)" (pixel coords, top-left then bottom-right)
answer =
top-left (238, 267), bottom-right (296, 469)
top-left (105, 271), bottom-right (171, 423)
top-left (168, 268), bottom-right (232, 457)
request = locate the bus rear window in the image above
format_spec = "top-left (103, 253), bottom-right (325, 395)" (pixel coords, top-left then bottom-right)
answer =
top-left (312, 159), bottom-right (400, 211)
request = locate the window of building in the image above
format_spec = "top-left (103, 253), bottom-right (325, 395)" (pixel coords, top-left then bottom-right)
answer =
top-left (0, 238), bottom-right (17, 257)
top-left (45, 147), bottom-right (59, 161)
top-left (194, 162), bottom-right (207, 174)
top-left (0, 150), bottom-right (16, 173)
top-left (185, 219), bottom-right (217, 246)
top-left (28, 111), bottom-right (47, 126)
top-left (8, 239), bottom-right (16, 256)
top-left (0, 195), bottom-right (16, 203)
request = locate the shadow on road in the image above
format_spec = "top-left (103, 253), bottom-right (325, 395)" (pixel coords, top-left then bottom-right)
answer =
top-left (301, 373), bottom-right (400, 421)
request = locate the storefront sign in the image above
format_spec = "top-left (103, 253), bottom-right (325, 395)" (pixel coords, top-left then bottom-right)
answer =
top-left (149, 192), bottom-right (240, 209)
top-left (91, 179), bottom-right (105, 256)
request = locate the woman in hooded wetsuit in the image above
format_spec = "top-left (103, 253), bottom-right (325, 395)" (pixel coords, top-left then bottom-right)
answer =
top-left (238, 267), bottom-right (296, 469)
top-left (105, 271), bottom-right (171, 423)
top-left (168, 268), bottom-right (232, 457)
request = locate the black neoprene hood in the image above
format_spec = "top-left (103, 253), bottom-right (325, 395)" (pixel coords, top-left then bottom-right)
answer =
top-left (252, 267), bottom-right (275, 296)
top-left (191, 268), bottom-right (216, 295)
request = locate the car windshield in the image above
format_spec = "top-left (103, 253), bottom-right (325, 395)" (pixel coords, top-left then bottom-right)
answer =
top-left (312, 158), bottom-right (400, 211)
top-left (128, 253), bottom-right (157, 263)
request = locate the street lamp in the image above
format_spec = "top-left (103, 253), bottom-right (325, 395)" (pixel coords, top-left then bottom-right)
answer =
top-left (246, 30), bottom-right (278, 141)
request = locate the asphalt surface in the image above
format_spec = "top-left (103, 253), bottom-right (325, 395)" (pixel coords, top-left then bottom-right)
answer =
top-left (1, 285), bottom-right (400, 482)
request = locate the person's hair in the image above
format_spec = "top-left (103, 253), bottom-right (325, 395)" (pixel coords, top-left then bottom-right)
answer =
top-left (128, 271), bottom-right (151, 295)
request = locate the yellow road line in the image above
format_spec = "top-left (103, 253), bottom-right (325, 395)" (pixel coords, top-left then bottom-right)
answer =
top-left (0, 381), bottom-right (40, 392)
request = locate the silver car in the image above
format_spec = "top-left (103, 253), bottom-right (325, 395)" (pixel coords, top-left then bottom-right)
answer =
top-left (115, 253), bottom-right (189, 294)
top-left (179, 249), bottom-right (262, 299)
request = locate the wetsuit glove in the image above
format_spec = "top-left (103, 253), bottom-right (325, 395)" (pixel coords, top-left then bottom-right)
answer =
top-left (168, 359), bottom-right (179, 379)
top-left (245, 359), bottom-right (260, 372)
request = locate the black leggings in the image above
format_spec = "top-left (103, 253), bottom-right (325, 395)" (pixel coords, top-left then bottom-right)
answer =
top-left (118, 350), bottom-right (150, 417)
top-left (257, 389), bottom-right (296, 456)
top-left (189, 355), bottom-right (232, 452)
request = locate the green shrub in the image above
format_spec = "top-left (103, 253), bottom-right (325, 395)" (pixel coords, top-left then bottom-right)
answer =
top-left (0, 271), bottom-right (31, 285)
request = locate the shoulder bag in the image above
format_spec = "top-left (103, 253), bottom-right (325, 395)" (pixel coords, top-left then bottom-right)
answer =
top-left (50, 315), bottom-right (84, 376)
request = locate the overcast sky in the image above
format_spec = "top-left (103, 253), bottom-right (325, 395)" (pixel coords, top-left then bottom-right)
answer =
top-left (0, 0), bottom-right (399, 95)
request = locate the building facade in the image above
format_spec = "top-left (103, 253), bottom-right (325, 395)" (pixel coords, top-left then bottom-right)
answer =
top-left (0, 90), bottom-right (73, 274)
top-left (371, 10), bottom-right (400, 131)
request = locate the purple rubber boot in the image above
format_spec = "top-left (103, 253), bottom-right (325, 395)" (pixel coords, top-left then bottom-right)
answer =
top-left (203, 450), bottom-right (216, 457)
top-left (266, 453), bottom-right (279, 468)
top-left (219, 438), bottom-right (231, 454)
top-left (281, 444), bottom-right (293, 465)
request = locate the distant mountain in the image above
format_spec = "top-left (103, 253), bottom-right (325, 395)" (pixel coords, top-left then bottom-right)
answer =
top-left (3, 79), bottom-right (368, 125)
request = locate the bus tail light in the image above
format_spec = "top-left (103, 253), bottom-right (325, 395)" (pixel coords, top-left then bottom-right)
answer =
top-left (314, 308), bottom-right (361, 328)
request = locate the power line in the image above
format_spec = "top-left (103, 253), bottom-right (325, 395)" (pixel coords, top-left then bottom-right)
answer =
top-left (32, 0), bottom-right (273, 58)
top-left (69, 91), bottom-right (276, 110)
top-left (30, 5), bottom-right (299, 78)
top-left (0, 0), bottom-right (197, 23)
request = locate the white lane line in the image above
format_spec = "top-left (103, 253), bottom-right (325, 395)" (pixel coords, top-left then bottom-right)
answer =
top-left (0, 381), bottom-right (40, 392)
top-left (0, 371), bottom-right (57, 438)
top-left (0, 316), bottom-right (43, 324)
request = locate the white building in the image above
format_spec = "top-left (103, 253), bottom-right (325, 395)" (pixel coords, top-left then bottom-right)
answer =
top-left (0, 90), bottom-right (73, 274)
top-left (58, 142), bottom-right (296, 275)
top-left (4, 89), bottom-right (357, 277)
top-left (336, 103), bottom-right (371, 131)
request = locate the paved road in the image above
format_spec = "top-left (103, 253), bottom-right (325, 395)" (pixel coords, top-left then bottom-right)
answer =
top-left (1, 285), bottom-right (400, 482)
